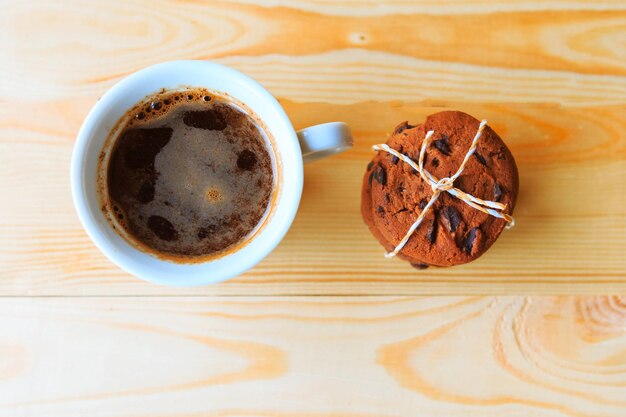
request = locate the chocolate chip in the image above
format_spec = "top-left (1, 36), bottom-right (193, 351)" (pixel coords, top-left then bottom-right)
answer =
top-left (384, 193), bottom-right (391, 204)
top-left (489, 146), bottom-right (506, 160)
top-left (461, 227), bottom-right (479, 254)
top-left (433, 134), bottom-right (450, 155)
top-left (411, 263), bottom-right (429, 270)
top-left (368, 171), bottom-right (374, 186)
top-left (394, 122), bottom-right (415, 135)
top-left (147, 215), bottom-right (178, 241)
top-left (419, 198), bottom-right (428, 210)
top-left (373, 165), bottom-right (387, 186)
top-left (376, 206), bottom-right (385, 216)
top-left (391, 155), bottom-right (399, 165)
top-left (431, 157), bottom-right (439, 168)
top-left (426, 214), bottom-right (438, 244)
top-left (494, 183), bottom-right (504, 202)
top-left (441, 206), bottom-right (462, 233)
top-left (367, 161), bottom-right (374, 171)
top-left (474, 152), bottom-right (487, 165)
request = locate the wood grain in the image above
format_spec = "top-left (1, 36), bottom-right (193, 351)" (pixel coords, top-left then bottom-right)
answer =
top-left (0, 0), bottom-right (625, 295)
top-left (1, 99), bottom-right (624, 295)
top-left (221, 0), bottom-right (626, 16)
top-left (2, 2), bottom-right (625, 413)
top-left (2, 2), bottom-right (626, 105)
top-left (1, 296), bottom-right (625, 416)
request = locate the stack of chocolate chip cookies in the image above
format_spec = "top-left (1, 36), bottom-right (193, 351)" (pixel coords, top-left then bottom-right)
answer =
top-left (361, 111), bottom-right (518, 268)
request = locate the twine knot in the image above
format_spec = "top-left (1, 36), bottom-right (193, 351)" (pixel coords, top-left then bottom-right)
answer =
top-left (371, 119), bottom-right (515, 259)
top-left (433, 177), bottom-right (454, 192)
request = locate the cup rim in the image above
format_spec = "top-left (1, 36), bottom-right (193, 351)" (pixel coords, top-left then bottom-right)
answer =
top-left (71, 60), bottom-right (303, 286)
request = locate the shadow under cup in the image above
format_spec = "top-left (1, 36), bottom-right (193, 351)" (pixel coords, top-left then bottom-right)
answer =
top-left (71, 61), bottom-right (304, 285)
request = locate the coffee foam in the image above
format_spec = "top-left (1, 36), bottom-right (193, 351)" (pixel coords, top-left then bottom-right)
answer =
top-left (102, 88), bottom-right (275, 259)
top-left (126, 90), bottom-right (213, 125)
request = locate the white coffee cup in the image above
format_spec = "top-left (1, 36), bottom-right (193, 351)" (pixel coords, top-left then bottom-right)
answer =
top-left (71, 60), bottom-right (352, 286)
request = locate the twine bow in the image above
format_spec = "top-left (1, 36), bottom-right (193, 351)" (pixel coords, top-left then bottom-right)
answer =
top-left (372, 120), bottom-right (515, 258)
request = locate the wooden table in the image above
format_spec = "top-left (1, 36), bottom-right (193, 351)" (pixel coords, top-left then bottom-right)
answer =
top-left (1, 1), bottom-right (625, 415)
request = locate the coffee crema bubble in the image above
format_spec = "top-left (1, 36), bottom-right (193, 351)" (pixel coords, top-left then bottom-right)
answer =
top-left (100, 88), bottom-right (275, 259)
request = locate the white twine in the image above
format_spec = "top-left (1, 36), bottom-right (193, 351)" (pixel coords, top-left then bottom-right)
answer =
top-left (372, 120), bottom-right (515, 258)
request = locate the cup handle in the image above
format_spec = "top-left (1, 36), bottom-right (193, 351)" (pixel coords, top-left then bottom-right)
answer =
top-left (296, 122), bottom-right (353, 163)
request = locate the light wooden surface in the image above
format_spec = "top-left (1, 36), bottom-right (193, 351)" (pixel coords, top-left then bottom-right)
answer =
top-left (1, 1), bottom-right (626, 416)
top-left (1, 0), bottom-right (625, 295)
top-left (1, 296), bottom-right (626, 417)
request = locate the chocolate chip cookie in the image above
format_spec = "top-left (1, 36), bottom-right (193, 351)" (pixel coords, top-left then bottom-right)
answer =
top-left (361, 111), bottom-right (518, 267)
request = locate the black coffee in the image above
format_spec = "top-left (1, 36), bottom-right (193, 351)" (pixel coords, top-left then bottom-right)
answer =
top-left (100, 88), bottom-right (275, 259)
